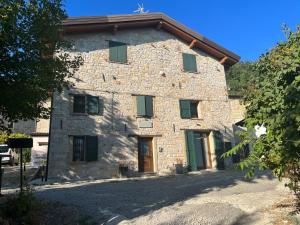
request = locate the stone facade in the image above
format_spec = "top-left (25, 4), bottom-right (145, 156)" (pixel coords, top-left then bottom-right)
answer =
top-left (48, 27), bottom-right (236, 180)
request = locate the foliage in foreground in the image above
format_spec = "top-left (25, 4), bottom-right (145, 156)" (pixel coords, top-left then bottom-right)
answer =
top-left (0, 186), bottom-right (39, 225)
top-left (0, 0), bottom-right (83, 130)
top-left (223, 26), bottom-right (300, 200)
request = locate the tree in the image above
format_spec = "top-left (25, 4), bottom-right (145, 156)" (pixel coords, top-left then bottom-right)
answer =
top-left (223, 26), bottom-right (300, 201)
top-left (0, 0), bottom-right (82, 130)
top-left (226, 61), bottom-right (259, 96)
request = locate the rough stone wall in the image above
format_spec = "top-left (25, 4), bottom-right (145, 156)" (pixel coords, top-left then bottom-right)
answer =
top-left (229, 97), bottom-right (246, 124)
top-left (48, 28), bottom-right (233, 179)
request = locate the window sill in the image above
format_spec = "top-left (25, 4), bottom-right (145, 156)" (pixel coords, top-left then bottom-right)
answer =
top-left (182, 70), bottom-right (199, 74)
top-left (181, 117), bottom-right (204, 120)
top-left (109, 60), bottom-right (130, 65)
top-left (71, 113), bottom-right (102, 116)
top-left (136, 116), bottom-right (154, 119)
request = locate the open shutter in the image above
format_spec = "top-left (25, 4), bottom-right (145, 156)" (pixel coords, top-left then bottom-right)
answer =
top-left (85, 136), bottom-right (98, 162)
top-left (118, 43), bottom-right (127, 63)
top-left (109, 41), bottom-right (118, 62)
top-left (87, 96), bottom-right (99, 115)
top-left (180, 100), bottom-right (191, 119)
top-left (183, 53), bottom-right (197, 72)
top-left (213, 131), bottom-right (225, 170)
top-left (137, 96), bottom-right (146, 116)
top-left (185, 130), bottom-right (197, 171)
top-left (145, 96), bottom-right (153, 117)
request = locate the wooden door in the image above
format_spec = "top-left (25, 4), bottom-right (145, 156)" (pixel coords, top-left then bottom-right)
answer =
top-left (138, 137), bottom-right (154, 172)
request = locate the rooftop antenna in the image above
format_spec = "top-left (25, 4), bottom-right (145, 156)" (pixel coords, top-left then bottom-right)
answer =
top-left (134, 3), bottom-right (149, 14)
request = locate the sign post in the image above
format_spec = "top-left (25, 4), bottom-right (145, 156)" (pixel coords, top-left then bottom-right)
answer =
top-left (8, 138), bottom-right (33, 193)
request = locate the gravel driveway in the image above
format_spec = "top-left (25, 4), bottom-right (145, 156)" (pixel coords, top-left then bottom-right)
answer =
top-left (6, 169), bottom-right (291, 225)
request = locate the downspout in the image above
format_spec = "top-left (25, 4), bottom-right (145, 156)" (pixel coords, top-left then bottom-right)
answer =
top-left (45, 91), bottom-right (54, 181)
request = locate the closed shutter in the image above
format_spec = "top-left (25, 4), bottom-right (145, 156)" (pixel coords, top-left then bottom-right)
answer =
top-left (145, 96), bottom-right (153, 117)
top-left (137, 96), bottom-right (146, 116)
top-left (87, 96), bottom-right (99, 115)
top-left (183, 53), bottom-right (197, 72)
top-left (73, 95), bottom-right (86, 113)
top-left (109, 41), bottom-right (118, 62)
top-left (109, 41), bottom-right (127, 63)
top-left (118, 43), bottom-right (127, 63)
top-left (213, 131), bottom-right (225, 170)
top-left (85, 136), bottom-right (98, 162)
top-left (180, 100), bottom-right (191, 119)
top-left (185, 130), bottom-right (197, 171)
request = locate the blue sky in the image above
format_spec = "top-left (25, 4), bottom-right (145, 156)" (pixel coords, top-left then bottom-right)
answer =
top-left (65, 0), bottom-right (300, 61)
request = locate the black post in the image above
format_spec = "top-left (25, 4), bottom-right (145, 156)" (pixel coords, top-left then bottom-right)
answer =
top-left (0, 156), bottom-right (3, 196)
top-left (20, 148), bottom-right (23, 192)
top-left (45, 91), bottom-right (54, 181)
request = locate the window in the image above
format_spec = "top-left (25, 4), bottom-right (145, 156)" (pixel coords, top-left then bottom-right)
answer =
top-left (136, 96), bottom-right (153, 117)
top-left (73, 95), bottom-right (86, 113)
top-left (109, 41), bottom-right (127, 63)
top-left (182, 53), bottom-right (197, 72)
top-left (179, 100), bottom-right (199, 119)
top-left (73, 95), bottom-right (103, 115)
top-left (73, 136), bottom-right (98, 162)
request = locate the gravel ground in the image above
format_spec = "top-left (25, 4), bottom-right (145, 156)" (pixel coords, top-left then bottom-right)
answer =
top-left (3, 169), bottom-right (292, 225)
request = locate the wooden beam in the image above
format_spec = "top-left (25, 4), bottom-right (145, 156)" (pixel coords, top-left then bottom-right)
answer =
top-left (156, 21), bottom-right (163, 30)
top-left (220, 56), bottom-right (228, 65)
top-left (113, 24), bottom-right (118, 34)
top-left (189, 39), bottom-right (197, 49)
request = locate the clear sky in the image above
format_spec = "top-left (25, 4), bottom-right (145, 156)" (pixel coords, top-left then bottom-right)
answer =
top-left (65, 0), bottom-right (300, 61)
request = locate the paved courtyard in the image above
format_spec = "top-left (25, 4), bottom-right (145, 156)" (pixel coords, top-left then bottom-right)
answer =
top-left (4, 169), bottom-right (291, 224)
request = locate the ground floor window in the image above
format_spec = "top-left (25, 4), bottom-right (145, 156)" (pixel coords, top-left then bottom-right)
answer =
top-left (72, 136), bottom-right (98, 162)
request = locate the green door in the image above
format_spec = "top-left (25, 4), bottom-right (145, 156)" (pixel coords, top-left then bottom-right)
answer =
top-left (185, 130), bottom-right (197, 171)
top-left (213, 131), bottom-right (225, 170)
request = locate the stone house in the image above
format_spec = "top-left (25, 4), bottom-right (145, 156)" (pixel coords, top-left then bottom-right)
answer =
top-left (47, 13), bottom-right (240, 180)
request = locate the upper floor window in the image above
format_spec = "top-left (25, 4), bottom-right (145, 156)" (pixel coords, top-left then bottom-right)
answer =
top-left (109, 41), bottom-right (127, 63)
top-left (73, 136), bottom-right (98, 162)
top-left (136, 95), bottom-right (153, 118)
top-left (182, 53), bottom-right (197, 73)
top-left (73, 95), bottom-right (103, 115)
top-left (179, 100), bottom-right (199, 119)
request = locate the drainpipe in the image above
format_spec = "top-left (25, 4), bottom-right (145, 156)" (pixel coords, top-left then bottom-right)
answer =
top-left (45, 91), bottom-right (54, 181)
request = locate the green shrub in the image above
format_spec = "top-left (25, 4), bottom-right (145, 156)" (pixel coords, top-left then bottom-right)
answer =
top-left (1, 186), bottom-right (40, 224)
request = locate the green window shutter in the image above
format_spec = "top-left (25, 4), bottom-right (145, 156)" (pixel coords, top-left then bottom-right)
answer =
top-left (109, 41), bottom-right (118, 62)
top-left (109, 41), bottom-right (127, 63)
top-left (87, 96), bottom-right (99, 115)
top-left (213, 131), bottom-right (225, 170)
top-left (180, 100), bottom-right (191, 119)
top-left (118, 43), bottom-right (127, 63)
top-left (145, 96), bottom-right (153, 117)
top-left (137, 96), bottom-right (146, 116)
top-left (85, 136), bottom-right (98, 162)
top-left (185, 130), bottom-right (197, 171)
top-left (183, 53), bottom-right (197, 72)
top-left (73, 95), bottom-right (86, 113)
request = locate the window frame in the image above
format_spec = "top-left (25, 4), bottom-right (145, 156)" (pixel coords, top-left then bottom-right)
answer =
top-left (136, 95), bottom-right (154, 118)
top-left (72, 94), bottom-right (103, 116)
top-left (179, 99), bottom-right (200, 119)
top-left (182, 53), bottom-right (198, 73)
top-left (72, 135), bottom-right (98, 162)
top-left (109, 40), bottom-right (128, 64)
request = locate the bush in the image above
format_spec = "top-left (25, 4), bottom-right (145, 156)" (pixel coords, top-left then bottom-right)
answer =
top-left (1, 186), bottom-right (40, 225)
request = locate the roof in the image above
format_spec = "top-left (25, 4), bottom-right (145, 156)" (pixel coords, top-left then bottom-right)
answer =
top-left (63, 13), bottom-right (240, 67)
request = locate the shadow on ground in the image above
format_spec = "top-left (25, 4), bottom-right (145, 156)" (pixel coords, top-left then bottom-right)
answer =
top-left (31, 169), bottom-right (276, 224)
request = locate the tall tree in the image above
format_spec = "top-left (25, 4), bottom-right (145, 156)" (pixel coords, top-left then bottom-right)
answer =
top-left (0, 0), bottom-right (82, 130)
top-left (226, 61), bottom-right (258, 96)
top-left (224, 26), bottom-right (300, 200)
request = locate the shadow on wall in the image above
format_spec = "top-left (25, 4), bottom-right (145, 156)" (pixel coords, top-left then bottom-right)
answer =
top-left (49, 90), bottom-right (138, 180)
top-left (36, 169), bottom-right (276, 223)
